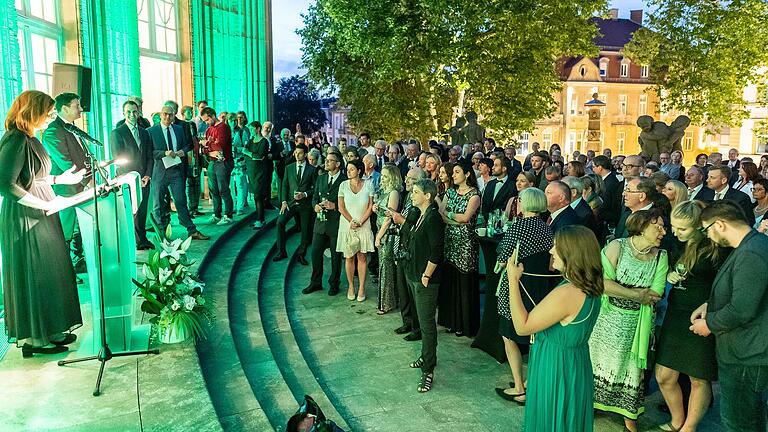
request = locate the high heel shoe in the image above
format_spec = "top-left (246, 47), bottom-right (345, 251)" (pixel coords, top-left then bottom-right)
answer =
top-left (347, 287), bottom-right (355, 300)
top-left (356, 293), bottom-right (366, 302)
top-left (21, 343), bottom-right (67, 358)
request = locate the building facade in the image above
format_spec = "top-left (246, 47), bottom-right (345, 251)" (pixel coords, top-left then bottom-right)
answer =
top-left (526, 9), bottom-right (767, 161)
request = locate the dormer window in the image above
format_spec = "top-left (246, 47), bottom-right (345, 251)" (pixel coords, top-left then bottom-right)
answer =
top-left (640, 65), bottom-right (649, 78)
top-left (599, 58), bottom-right (609, 77)
top-left (620, 60), bottom-right (629, 78)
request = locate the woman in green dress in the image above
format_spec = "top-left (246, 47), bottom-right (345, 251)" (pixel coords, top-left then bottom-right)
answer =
top-left (590, 209), bottom-right (669, 432)
top-left (244, 121), bottom-right (271, 228)
top-left (655, 201), bottom-right (724, 432)
top-left (506, 225), bottom-right (603, 431)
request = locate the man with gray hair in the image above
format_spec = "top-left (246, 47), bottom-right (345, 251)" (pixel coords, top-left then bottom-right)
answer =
top-left (374, 139), bottom-right (388, 171)
top-left (448, 145), bottom-right (461, 163)
top-left (563, 176), bottom-right (598, 234)
top-left (544, 180), bottom-right (579, 233)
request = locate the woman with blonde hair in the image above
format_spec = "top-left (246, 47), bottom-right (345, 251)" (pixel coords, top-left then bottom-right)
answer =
top-left (374, 164), bottom-right (403, 314)
top-left (662, 180), bottom-right (688, 209)
top-left (0, 90), bottom-right (86, 357)
top-left (655, 201), bottom-right (725, 432)
top-left (507, 225), bottom-right (603, 431)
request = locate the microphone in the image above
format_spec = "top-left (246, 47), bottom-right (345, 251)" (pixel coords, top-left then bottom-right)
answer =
top-left (63, 122), bottom-right (103, 146)
top-left (99, 158), bottom-right (128, 168)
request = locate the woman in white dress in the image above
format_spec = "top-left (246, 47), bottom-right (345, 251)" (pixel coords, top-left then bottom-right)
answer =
top-left (337, 159), bottom-right (375, 301)
top-left (734, 161), bottom-right (759, 203)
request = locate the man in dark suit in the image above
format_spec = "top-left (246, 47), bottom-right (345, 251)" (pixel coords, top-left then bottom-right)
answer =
top-left (614, 178), bottom-right (655, 239)
top-left (274, 144), bottom-right (317, 264)
top-left (148, 105), bottom-right (208, 240)
top-left (115, 95), bottom-right (151, 129)
top-left (110, 99), bottom-right (154, 249)
top-left (303, 152), bottom-right (346, 295)
top-left (707, 165), bottom-right (755, 227)
top-left (480, 156), bottom-right (516, 217)
top-left (684, 165), bottom-right (715, 201)
top-left (691, 200), bottom-right (768, 431)
top-left (544, 181), bottom-right (579, 233)
top-left (592, 155), bottom-right (624, 233)
top-left (374, 139), bottom-right (389, 172)
top-left (389, 144), bottom-right (409, 180)
top-left (562, 176), bottom-right (599, 236)
top-left (42, 92), bottom-right (90, 273)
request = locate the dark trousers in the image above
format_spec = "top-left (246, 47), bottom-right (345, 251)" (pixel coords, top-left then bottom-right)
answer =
top-left (276, 205), bottom-right (314, 256)
top-left (310, 231), bottom-right (342, 290)
top-left (153, 166), bottom-right (196, 234)
top-left (408, 277), bottom-right (439, 374)
top-left (396, 259), bottom-right (420, 334)
top-left (208, 160), bottom-right (234, 218)
top-left (186, 168), bottom-right (201, 213)
top-left (719, 363), bottom-right (768, 431)
top-left (134, 184), bottom-right (150, 244)
top-left (369, 218), bottom-right (379, 275)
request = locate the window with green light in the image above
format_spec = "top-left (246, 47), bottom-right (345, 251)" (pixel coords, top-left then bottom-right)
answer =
top-left (137, 0), bottom-right (179, 59)
top-left (16, 0), bottom-right (62, 94)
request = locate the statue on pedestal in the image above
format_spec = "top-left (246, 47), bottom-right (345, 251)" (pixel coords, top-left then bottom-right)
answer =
top-left (636, 114), bottom-right (691, 162)
top-left (461, 111), bottom-right (485, 145)
top-left (449, 116), bottom-right (467, 147)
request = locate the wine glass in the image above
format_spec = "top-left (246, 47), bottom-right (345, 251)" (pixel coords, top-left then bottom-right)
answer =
top-left (675, 263), bottom-right (688, 290)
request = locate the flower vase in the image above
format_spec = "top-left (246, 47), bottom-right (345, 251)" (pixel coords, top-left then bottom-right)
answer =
top-left (159, 322), bottom-right (190, 344)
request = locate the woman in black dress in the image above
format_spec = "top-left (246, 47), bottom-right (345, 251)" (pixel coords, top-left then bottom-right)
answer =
top-left (655, 200), bottom-right (725, 432)
top-left (0, 90), bottom-right (85, 357)
top-left (244, 121), bottom-right (271, 228)
top-left (494, 187), bottom-right (555, 404)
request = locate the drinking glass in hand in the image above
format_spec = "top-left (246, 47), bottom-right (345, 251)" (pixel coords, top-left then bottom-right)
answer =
top-left (675, 263), bottom-right (688, 290)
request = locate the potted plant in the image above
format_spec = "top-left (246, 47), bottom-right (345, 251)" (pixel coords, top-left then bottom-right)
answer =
top-left (133, 226), bottom-right (214, 343)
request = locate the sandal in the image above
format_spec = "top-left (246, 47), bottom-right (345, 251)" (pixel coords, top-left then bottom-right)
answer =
top-left (658, 423), bottom-right (681, 432)
top-left (417, 372), bottom-right (434, 393)
top-left (409, 357), bottom-right (424, 369)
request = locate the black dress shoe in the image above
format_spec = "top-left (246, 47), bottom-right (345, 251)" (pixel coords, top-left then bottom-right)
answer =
top-left (404, 332), bottom-right (422, 341)
top-left (328, 287), bottom-right (339, 296)
top-left (302, 285), bottom-right (322, 294)
top-left (76, 276), bottom-right (84, 284)
top-left (272, 252), bottom-right (288, 262)
top-left (296, 255), bottom-right (309, 266)
top-left (394, 325), bottom-right (411, 335)
top-left (51, 333), bottom-right (77, 346)
top-left (21, 344), bottom-right (67, 358)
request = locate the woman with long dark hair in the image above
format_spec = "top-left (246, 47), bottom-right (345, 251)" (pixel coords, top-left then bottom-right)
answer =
top-left (437, 162), bottom-right (481, 337)
top-left (244, 121), bottom-right (271, 228)
top-left (735, 161), bottom-right (759, 203)
top-left (0, 90), bottom-right (86, 357)
top-left (506, 225), bottom-right (603, 431)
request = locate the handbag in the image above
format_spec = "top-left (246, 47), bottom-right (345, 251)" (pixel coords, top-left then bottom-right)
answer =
top-left (344, 228), bottom-right (360, 257)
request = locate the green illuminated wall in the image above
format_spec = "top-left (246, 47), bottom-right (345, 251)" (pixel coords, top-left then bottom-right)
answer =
top-left (0, 1), bottom-right (21, 126)
top-left (190, 0), bottom-right (273, 121)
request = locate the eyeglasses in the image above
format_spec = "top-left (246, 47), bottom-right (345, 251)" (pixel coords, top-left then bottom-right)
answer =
top-left (698, 220), bottom-right (717, 235)
top-left (623, 189), bottom-right (644, 194)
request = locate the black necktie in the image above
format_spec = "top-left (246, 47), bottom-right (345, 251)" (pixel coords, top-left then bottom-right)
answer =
top-left (166, 127), bottom-right (173, 151)
top-left (297, 164), bottom-right (303, 180)
top-left (328, 174), bottom-right (333, 187)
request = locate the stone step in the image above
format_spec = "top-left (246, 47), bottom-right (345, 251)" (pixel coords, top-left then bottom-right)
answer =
top-left (196, 214), bottom-right (276, 431)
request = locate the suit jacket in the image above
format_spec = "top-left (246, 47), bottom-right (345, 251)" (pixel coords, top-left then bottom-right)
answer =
top-left (110, 124), bottom-right (153, 177)
top-left (706, 230), bottom-right (768, 365)
top-left (720, 187), bottom-right (756, 227)
top-left (397, 158), bottom-right (410, 180)
top-left (599, 172), bottom-right (624, 227)
top-left (549, 205), bottom-right (579, 234)
top-left (573, 198), bottom-right (599, 235)
top-left (509, 157), bottom-right (523, 181)
top-left (374, 154), bottom-right (389, 172)
top-left (281, 162), bottom-right (318, 209)
top-left (147, 123), bottom-right (189, 182)
top-left (312, 171), bottom-right (347, 235)
top-left (481, 177), bottom-right (516, 216)
top-left (691, 185), bottom-right (715, 201)
top-left (42, 116), bottom-right (90, 195)
top-left (614, 208), bottom-right (632, 240)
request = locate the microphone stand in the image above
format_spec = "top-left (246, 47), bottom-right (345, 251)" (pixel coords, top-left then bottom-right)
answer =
top-left (58, 132), bottom-right (159, 397)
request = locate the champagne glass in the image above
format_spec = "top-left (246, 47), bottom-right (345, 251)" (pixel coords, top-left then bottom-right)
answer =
top-left (675, 263), bottom-right (688, 290)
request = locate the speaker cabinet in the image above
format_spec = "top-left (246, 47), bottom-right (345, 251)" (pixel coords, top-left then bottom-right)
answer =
top-left (52, 63), bottom-right (92, 112)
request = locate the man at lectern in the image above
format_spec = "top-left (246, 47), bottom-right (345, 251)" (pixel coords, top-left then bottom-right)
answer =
top-left (110, 99), bottom-right (154, 250)
top-left (42, 92), bottom-right (90, 275)
top-left (147, 105), bottom-right (209, 241)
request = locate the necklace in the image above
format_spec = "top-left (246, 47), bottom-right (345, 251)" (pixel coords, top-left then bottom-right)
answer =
top-left (629, 236), bottom-right (653, 255)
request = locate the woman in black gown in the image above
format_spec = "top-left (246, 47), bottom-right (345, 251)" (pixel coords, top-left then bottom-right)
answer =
top-left (494, 187), bottom-right (556, 404)
top-left (0, 90), bottom-right (85, 357)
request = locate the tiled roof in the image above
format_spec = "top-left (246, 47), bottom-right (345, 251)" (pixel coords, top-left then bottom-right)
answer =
top-left (591, 17), bottom-right (642, 49)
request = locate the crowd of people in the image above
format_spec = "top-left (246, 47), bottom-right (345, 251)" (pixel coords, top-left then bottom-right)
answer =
top-left (1, 89), bottom-right (767, 432)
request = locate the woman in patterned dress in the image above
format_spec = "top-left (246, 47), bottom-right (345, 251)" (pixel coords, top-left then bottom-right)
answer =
top-left (494, 187), bottom-right (555, 404)
top-left (373, 164), bottom-right (403, 314)
top-left (590, 209), bottom-right (669, 432)
top-left (437, 162), bottom-right (481, 337)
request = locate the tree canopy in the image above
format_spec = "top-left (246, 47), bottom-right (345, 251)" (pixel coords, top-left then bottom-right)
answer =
top-left (273, 75), bottom-right (328, 133)
top-left (624, 0), bottom-right (768, 128)
top-left (299, 0), bottom-right (607, 142)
